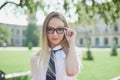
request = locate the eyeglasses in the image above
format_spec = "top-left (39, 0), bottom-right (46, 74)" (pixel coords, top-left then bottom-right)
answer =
top-left (47, 27), bottom-right (66, 34)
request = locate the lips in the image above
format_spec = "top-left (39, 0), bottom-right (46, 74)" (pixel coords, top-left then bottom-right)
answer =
top-left (51, 38), bottom-right (59, 40)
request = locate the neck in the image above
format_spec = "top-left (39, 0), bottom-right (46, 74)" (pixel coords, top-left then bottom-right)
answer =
top-left (50, 44), bottom-right (59, 48)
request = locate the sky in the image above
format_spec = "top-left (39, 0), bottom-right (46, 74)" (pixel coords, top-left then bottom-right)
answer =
top-left (0, 0), bottom-right (27, 25)
top-left (0, 0), bottom-right (45, 26)
top-left (0, 0), bottom-right (78, 26)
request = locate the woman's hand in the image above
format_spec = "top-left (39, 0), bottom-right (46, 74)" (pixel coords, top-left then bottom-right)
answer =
top-left (64, 27), bottom-right (78, 76)
top-left (64, 27), bottom-right (76, 45)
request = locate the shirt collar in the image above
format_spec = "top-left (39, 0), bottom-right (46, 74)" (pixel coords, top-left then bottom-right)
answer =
top-left (48, 45), bottom-right (62, 52)
top-left (52, 45), bottom-right (62, 51)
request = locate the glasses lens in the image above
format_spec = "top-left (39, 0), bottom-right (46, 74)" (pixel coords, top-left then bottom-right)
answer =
top-left (56, 28), bottom-right (64, 34)
top-left (47, 27), bottom-right (65, 34)
top-left (47, 27), bottom-right (54, 34)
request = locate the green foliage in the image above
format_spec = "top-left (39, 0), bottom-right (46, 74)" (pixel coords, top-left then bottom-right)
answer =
top-left (24, 23), bottom-right (40, 47)
top-left (111, 39), bottom-right (118, 56)
top-left (73, 0), bottom-right (120, 25)
top-left (85, 30), bottom-right (93, 60)
top-left (28, 42), bottom-right (32, 50)
top-left (63, 0), bottom-right (69, 12)
top-left (86, 50), bottom-right (93, 60)
top-left (0, 26), bottom-right (10, 46)
top-left (0, 0), bottom-right (119, 25)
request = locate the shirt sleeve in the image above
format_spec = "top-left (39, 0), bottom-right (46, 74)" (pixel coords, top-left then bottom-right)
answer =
top-left (31, 52), bottom-right (41, 80)
top-left (76, 47), bottom-right (83, 74)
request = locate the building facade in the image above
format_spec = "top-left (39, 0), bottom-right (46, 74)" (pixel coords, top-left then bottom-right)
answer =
top-left (0, 19), bottom-right (120, 47)
top-left (0, 23), bottom-right (27, 46)
top-left (76, 19), bottom-right (120, 48)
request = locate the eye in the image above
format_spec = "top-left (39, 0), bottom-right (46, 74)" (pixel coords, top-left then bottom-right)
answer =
top-left (57, 28), bottom-right (64, 31)
top-left (47, 27), bottom-right (54, 31)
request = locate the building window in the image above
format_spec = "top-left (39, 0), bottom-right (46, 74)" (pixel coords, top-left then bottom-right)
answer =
top-left (104, 37), bottom-right (108, 45)
top-left (104, 24), bottom-right (109, 32)
top-left (15, 39), bottom-right (20, 45)
top-left (114, 24), bottom-right (118, 32)
top-left (95, 38), bottom-right (99, 46)
top-left (95, 25), bottom-right (100, 32)
top-left (80, 38), bottom-right (83, 45)
top-left (22, 39), bottom-right (25, 46)
top-left (22, 30), bottom-right (25, 35)
top-left (17, 29), bottom-right (20, 35)
top-left (11, 28), bottom-right (14, 32)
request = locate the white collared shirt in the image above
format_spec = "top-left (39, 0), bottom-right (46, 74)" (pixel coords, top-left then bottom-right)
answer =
top-left (45, 45), bottom-right (81, 80)
top-left (31, 45), bottom-right (82, 80)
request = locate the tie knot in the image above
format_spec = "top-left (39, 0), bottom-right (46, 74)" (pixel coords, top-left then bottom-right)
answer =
top-left (51, 48), bottom-right (62, 53)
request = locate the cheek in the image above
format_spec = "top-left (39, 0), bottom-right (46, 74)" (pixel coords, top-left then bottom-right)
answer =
top-left (60, 34), bottom-right (65, 40)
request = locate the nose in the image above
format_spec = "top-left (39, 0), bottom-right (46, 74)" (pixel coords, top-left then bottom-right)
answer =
top-left (53, 30), bottom-right (58, 36)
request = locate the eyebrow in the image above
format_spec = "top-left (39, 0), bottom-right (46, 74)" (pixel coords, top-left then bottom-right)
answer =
top-left (47, 26), bottom-right (64, 28)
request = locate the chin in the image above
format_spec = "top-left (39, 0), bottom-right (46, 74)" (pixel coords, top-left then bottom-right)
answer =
top-left (51, 42), bottom-right (60, 47)
top-left (52, 43), bottom-right (59, 46)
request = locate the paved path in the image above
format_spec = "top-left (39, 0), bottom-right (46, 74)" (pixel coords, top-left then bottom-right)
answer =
top-left (111, 76), bottom-right (120, 80)
top-left (6, 71), bottom-right (30, 79)
top-left (0, 47), bottom-right (39, 51)
top-left (0, 47), bottom-right (114, 51)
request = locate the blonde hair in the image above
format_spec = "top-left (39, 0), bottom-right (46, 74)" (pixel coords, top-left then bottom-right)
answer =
top-left (31, 11), bottom-right (69, 80)
top-left (41, 11), bottom-right (69, 61)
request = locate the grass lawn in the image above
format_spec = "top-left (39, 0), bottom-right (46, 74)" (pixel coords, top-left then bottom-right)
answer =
top-left (77, 49), bottom-right (120, 80)
top-left (0, 48), bottom-right (120, 80)
top-left (0, 49), bottom-right (34, 74)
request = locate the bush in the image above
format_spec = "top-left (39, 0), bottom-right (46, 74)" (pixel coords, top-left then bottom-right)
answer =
top-left (111, 39), bottom-right (117, 56)
top-left (28, 42), bottom-right (33, 50)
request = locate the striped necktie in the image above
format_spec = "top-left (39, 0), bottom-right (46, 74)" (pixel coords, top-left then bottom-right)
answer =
top-left (46, 48), bottom-right (62, 80)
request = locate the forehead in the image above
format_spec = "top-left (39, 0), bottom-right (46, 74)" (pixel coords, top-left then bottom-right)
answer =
top-left (48, 18), bottom-right (64, 28)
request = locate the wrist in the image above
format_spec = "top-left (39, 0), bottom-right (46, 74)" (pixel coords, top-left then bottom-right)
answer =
top-left (69, 41), bottom-right (75, 46)
top-left (69, 43), bottom-right (76, 48)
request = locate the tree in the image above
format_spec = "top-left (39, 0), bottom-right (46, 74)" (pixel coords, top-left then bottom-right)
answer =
top-left (111, 36), bottom-right (118, 56)
top-left (85, 30), bottom-right (93, 60)
top-left (24, 23), bottom-right (40, 47)
top-left (0, 26), bottom-right (10, 47)
top-left (0, 0), bottom-right (120, 25)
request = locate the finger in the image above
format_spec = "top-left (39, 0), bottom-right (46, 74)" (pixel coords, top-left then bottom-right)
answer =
top-left (63, 27), bottom-right (68, 29)
top-left (67, 31), bottom-right (70, 36)
top-left (64, 27), bottom-right (69, 31)
top-left (64, 30), bottom-right (70, 37)
top-left (64, 28), bottom-right (73, 36)
top-left (64, 30), bottom-right (68, 38)
top-left (67, 30), bottom-right (71, 36)
top-left (68, 29), bottom-right (74, 36)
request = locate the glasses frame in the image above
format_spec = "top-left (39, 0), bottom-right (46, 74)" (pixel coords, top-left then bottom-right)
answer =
top-left (47, 27), bottom-right (67, 34)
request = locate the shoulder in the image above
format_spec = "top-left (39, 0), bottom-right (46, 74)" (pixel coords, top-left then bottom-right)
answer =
top-left (31, 49), bottom-right (42, 62)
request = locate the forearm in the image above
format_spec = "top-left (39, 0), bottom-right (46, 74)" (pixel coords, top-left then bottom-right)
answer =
top-left (65, 44), bottom-right (78, 76)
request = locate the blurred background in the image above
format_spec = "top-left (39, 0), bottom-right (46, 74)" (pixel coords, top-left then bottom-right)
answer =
top-left (0, 0), bottom-right (120, 80)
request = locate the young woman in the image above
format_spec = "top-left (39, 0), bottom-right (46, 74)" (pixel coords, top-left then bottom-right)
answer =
top-left (31, 11), bottom-right (82, 80)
